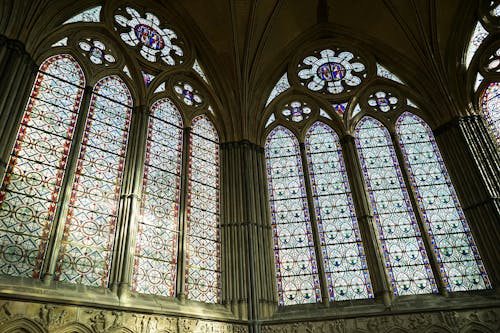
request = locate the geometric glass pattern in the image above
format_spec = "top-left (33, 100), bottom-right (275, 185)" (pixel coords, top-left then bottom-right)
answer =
top-left (78, 39), bottom-right (116, 66)
top-left (265, 126), bottom-right (321, 306)
top-left (355, 117), bottom-right (438, 296)
top-left (63, 6), bottom-right (101, 24)
top-left (0, 54), bottom-right (85, 279)
top-left (115, 7), bottom-right (183, 64)
top-left (132, 98), bottom-right (183, 296)
top-left (266, 73), bottom-right (290, 106)
top-left (305, 122), bottom-right (373, 301)
top-left (465, 22), bottom-right (489, 68)
top-left (193, 59), bottom-right (209, 84)
top-left (481, 82), bottom-right (500, 144)
top-left (298, 49), bottom-right (365, 94)
top-left (376, 63), bottom-right (404, 85)
top-left (185, 115), bottom-right (221, 303)
top-left (396, 113), bottom-right (491, 291)
top-left (55, 76), bottom-right (133, 287)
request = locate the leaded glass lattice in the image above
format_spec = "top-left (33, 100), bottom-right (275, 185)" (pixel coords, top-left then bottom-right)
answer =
top-left (0, 54), bottom-right (84, 278)
top-left (55, 76), bottom-right (133, 287)
top-left (396, 113), bottom-right (491, 291)
top-left (355, 117), bottom-right (437, 296)
top-left (265, 126), bottom-right (321, 306)
top-left (305, 122), bottom-right (373, 301)
top-left (466, 22), bottom-right (489, 68)
top-left (132, 98), bottom-right (183, 296)
top-left (482, 82), bottom-right (500, 144)
top-left (185, 115), bottom-right (221, 303)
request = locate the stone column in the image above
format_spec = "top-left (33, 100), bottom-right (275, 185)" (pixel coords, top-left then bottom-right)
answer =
top-left (434, 116), bottom-right (500, 288)
top-left (221, 141), bottom-right (276, 331)
top-left (0, 36), bottom-right (38, 184)
top-left (110, 106), bottom-right (148, 298)
top-left (340, 135), bottom-right (393, 306)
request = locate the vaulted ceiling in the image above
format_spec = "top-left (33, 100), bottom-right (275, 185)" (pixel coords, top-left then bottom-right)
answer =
top-left (0, 0), bottom-right (478, 141)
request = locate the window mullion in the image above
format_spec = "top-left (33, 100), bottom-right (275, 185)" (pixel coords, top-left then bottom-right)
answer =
top-left (299, 141), bottom-right (329, 304)
top-left (389, 132), bottom-right (448, 296)
top-left (176, 126), bottom-right (191, 301)
top-left (41, 85), bottom-right (93, 283)
top-left (109, 105), bottom-right (148, 295)
top-left (340, 134), bottom-right (392, 306)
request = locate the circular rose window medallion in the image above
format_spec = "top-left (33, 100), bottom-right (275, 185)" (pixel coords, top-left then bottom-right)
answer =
top-left (317, 62), bottom-right (346, 81)
top-left (134, 24), bottom-right (165, 50)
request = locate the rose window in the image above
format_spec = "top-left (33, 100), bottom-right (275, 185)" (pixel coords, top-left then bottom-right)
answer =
top-left (281, 101), bottom-right (312, 122)
top-left (114, 7), bottom-right (183, 65)
top-left (367, 91), bottom-right (399, 112)
top-left (298, 49), bottom-right (366, 94)
top-left (78, 39), bottom-right (115, 65)
top-left (174, 82), bottom-right (202, 106)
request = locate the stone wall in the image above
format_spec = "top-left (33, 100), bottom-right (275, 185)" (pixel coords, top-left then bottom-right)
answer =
top-left (261, 308), bottom-right (500, 333)
top-left (0, 300), bottom-right (248, 333)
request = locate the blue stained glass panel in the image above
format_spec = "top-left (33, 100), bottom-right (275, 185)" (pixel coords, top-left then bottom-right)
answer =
top-left (396, 112), bottom-right (491, 291)
top-left (305, 122), bottom-right (373, 301)
top-left (482, 82), bottom-right (500, 145)
top-left (185, 115), bottom-right (221, 303)
top-left (55, 76), bottom-right (132, 287)
top-left (132, 98), bottom-right (183, 296)
top-left (0, 54), bottom-right (84, 279)
top-left (355, 116), bottom-right (437, 296)
top-left (265, 126), bottom-right (321, 306)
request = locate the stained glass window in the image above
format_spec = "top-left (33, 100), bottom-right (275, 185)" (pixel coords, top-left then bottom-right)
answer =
top-left (265, 126), bottom-right (321, 306)
top-left (305, 122), bottom-right (373, 301)
top-left (266, 73), bottom-right (290, 106)
top-left (355, 117), bottom-right (437, 296)
top-left (0, 54), bottom-right (85, 279)
top-left (132, 98), bottom-right (183, 296)
top-left (298, 49), bottom-right (365, 94)
top-left (185, 115), bottom-right (221, 303)
top-left (55, 76), bottom-right (133, 287)
top-left (396, 113), bottom-right (491, 291)
top-left (481, 82), bottom-right (500, 144)
top-left (376, 63), bottom-right (404, 85)
top-left (115, 7), bottom-right (183, 64)
top-left (63, 6), bottom-right (101, 24)
top-left (465, 22), bottom-right (489, 68)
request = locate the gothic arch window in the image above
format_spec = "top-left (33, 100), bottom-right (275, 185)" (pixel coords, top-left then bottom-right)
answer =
top-left (465, 3), bottom-right (500, 146)
top-left (0, 54), bottom-right (85, 278)
top-left (185, 115), bottom-right (221, 303)
top-left (0, 53), bottom-right (134, 289)
top-left (263, 42), bottom-right (491, 306)
top-left (55, 75), bottom-right (133, 287)
top-left (132, 98), bottom-right (183, 297)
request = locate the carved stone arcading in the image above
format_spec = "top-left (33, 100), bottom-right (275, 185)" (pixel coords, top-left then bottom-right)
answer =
top-left (261, 308), bottom-right (500, 333)
top-left (0, 300), bottom-right (249, 333)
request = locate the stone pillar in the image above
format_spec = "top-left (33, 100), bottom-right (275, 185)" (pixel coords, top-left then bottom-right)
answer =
top-left (221, 141), bottom-right (276, 331)
top-left (340, 135), bottom-right (393, 306)
top-left (434, 116), bottom-right (500, 288)
top-left (0, 36), bottom-right (38, 184)
top-left (110, 106), bottom-right (148, 298)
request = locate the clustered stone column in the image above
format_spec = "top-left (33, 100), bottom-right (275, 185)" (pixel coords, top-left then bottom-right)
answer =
top-left (434, 115), bottom-right (500, 288)
top-left (0, 35), bottom-right (38, 185)
top-left (221, 141), bottom-right (276, 332)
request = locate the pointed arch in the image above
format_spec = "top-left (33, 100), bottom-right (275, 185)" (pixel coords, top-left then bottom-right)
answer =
top-left (304, 121), bottom-right (373, 301)
top-left (354, 116), bottom-right (437, 296)
top-left (185, 115), bottom-right (221, 303)
top-left (396, 112), bottom-right (491, 291)
top-left (481, 82), bottom-right (500, 145)
top-left (132, 98), bottom-right (184, 297)
top-left (55, 75), bottom-right (133, 287)
top-left (0, 54), bottom-right (85, 279)
top-left (265, 125), bottom-right (321, 306)
top-left (0, 318), bottom-right (46, 333)
top-left (55, 322), bottom-right (93, 333)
